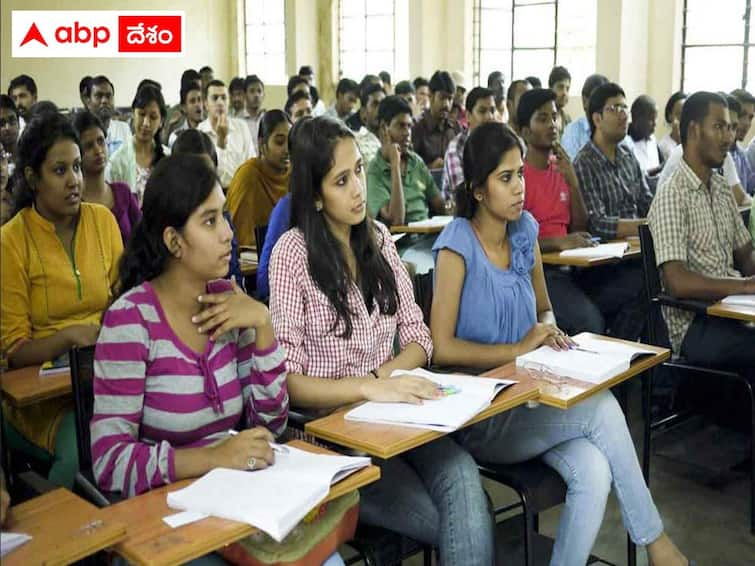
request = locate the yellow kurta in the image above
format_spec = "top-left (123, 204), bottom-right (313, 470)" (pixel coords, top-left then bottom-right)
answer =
top-left (226, 157), bottom-right (289, 247)
top-left (1, 203), bottom-right (123, 450)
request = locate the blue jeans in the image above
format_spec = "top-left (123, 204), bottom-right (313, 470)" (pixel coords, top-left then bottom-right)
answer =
top-left (359, 435), bottom-right (494, 565)
top-left (455, 390), bottom-right (663, 566)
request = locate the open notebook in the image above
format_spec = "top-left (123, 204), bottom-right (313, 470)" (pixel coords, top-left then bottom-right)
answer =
top-left (407, 216), bottom-right (454, 228)
top-left (516, 333), bottom-right (655, 384)
top-left (559, 242), bottom-right (629, 259)
top-left (721, 294), bottom-right (755, 307)
top-left (344, 368), bottom-right (516, 433)
top-left (166, 445), bottom-right (370, 542)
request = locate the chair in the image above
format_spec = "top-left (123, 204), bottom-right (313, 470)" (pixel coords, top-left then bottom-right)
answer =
top-left (69, 345), bottom-right (121, 507)
top-left (254, 224), bottom-right (268, 255)
top-left (638, 224), bottom-right (755, 534)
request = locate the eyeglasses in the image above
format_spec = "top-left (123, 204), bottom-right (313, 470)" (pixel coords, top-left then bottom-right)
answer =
top-left (602, 104), bottom-right (629, 116)
top-left (522, 362), bottom-right (568, 393)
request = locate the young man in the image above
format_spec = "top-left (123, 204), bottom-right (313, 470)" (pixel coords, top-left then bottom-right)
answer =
top-left (79, 76), bottom-right (93, 110)
top-left (7, 74), bottom-right (37, 127)
top-left (487, 70), bottom-right (507, 122)
top-left (648, 91), bottom-right (755, 370)
top-left (324, 78), bottom-right (359, 121)
top-left (199, 66), bottom-right (214, 92)
top-left (722, 96), bottom-right (753, 197)
top-left (395, 81), bottom-right (417, 117)
top-left (628, 94), bottom-right (663, 177)
top-left (379, 71), bottom-right (393, 95)
top-left (573, 82), bottom-right (652, 339)
top-left (518, 88), bottom-right (604, 334)
top-left (197, 79), bottom-right (255, 188)
top-left (451, 71), bottom-right (468, 129)
top-left (440, 87), bottom-right (496, 201)
top-left (412, 71), bottom-right (462, 169)
top-left (298, 66), bottom-right (326, 117)
top-left (729, 89), bottom-right (755, 194)
top-left (228, 77), bottom-right (247, 117)
top-left (0, 95), bottom-right (19, 177)
top-left (87, 75), bottom-right (130, 157)
top-left (242, 75), bottom-right (266, 152)
top-left (167, 81), bottom-right (204, 147)
top-left (163, 69), bottom-right (202, 145)
top-left (352, 83), bottom-right (386, 168)
top-left (285, 91), bottom-right (313, 123)
top-left (505, 79), bottom-right (533, 134)
top-left (548, 65), bottom-right (572, 137)
top-left (413, 77), bottom-right (431, 118)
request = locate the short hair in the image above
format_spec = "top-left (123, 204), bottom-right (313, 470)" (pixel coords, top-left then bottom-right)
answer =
top-left (506, 79), bottom-right (530, 102)
top-left (203, 79), bottom-right (226, 98)
top-left (517, 88), bottom-right (557, 131)
top-left (180, 81), bottom-right (202, 105)
top-left (360, 83), bottom-right (386, 108)
top-left (287, 75), bottom-right (309, 97)
top-left (680, 91), bottom-right (728, 146)
top-left (525, 76), bottom-right (542, 89)
top-left (199, 66), bottom-right (213, 74)
top-left (0, 94), bottom-right (18, 117)
top-left (664, 91), bottom-right (687, 124)
top-left (730, 88), bottom-right (755, 107)
top-left (378, 71), bottom-right (392, 86)
top-left (587, 82), bottom-right (626, 135)
top-left (285, 90), bottom-right (312, 115)
top-left (548, 66), bottom-right (571, 88)
top-left (413, 77), bottom-right (429, 90)
top-left (487, 71), bottom-right (504, 86)
top-left (137, 78), bottom-right (162, 92)
top-left (630, 94), bottom-right (657, 119)
top-left (377, 95), bottom-right (413, 126)
top-left (8, 74), bottom-right (37, 97)
top-left (29, 101), bottom-right (59, 119)
top-left (229, 77), bottom-right (245, 93)
top-left (395, 80), bottom-right (415, 96)
top-left (91, 75), bottom-right (114, 96)
top-left (79, 76), bottom-right (93, 99)
top-left (725, 94), bottom-right (742, 117)
top-left (336, 78), bottom-right (359, 97)
top-left (465, 87), bottom-right (494, 114)
top-left (581, 73), bottom-right (608, 100)
top-left (299, 65), bottom-right (314, 76)
top-left (172, 129), bottom-right (218, 168)
top-left (72, 110), bottom-right (107, 139)
top-left (181, 69), bottom-right (201, 85)
top-left (428, 71), bottom-right (455, 95)
top-left (244, 74), bottom-right (264, 90)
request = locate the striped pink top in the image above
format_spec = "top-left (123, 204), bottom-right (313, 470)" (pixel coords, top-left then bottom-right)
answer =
top-left (91, 282), bottom-right (288, 496)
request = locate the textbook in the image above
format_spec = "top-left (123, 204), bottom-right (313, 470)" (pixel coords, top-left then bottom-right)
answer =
top-left (559, 242), bottom-right (629, 259)
top-left (166, 445), bottom-right (370, 542)
top-left (407, 215), bottom-right (454, 228)
top-left (721, 294), bottom-right (755, 307)
top-left (344, 368), bottom-right (516, 433)
top-left (515, 333), bottom-right (656, 384)
top-left (39, 353), bottom-right (69, 377)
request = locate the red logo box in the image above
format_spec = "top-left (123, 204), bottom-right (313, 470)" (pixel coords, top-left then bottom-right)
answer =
top-left (118, 15), bottom-right (181, 53)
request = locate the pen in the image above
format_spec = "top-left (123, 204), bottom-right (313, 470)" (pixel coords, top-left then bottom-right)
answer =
top-left (572, 347), bottom-right (600, 354)
top-left (227, 430), bottom-right (289, 453)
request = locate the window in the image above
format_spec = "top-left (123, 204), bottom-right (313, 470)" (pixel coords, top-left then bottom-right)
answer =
top-left (244, 0), bottom-right (287, 85)
top-left (338, 0), bottom-right (409, 81)
top-left (473, 0), bottom-right (597, 93)
top-left (681, 0), bottom-right (753, 92)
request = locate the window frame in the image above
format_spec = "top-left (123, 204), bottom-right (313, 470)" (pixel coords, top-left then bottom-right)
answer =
top-left (243, 0), bottom-right (288, 86)
top-left (337, 0), bottom-right (399, 80)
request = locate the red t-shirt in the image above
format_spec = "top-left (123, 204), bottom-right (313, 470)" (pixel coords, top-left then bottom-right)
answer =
top-left (523, 161), bottom-right (571, 238)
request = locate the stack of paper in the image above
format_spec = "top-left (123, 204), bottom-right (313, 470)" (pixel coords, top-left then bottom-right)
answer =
top-left (240, 251), bottom-right (258, 264)
top-left (166, 446), bottom-right (370, 542)
top-left (344, 368), bottom-right (515, 432)
top-left (721, 294), bottom-right (755, 307)
top-left (559, 242), bottom-right (629, 259)
top-left (0, 532), bottom-right (32, 557)
top-left (407, 216), bottom-right (454, 228)
top-left (516, 333), bottom-right (655, 384)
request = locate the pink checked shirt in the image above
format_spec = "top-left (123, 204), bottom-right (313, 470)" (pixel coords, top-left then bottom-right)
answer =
top-left (269, 221), bottom-right (433, 378)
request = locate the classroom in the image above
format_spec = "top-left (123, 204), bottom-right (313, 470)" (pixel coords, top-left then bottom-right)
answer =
top-left (1, 0), bottom-right (754, 564)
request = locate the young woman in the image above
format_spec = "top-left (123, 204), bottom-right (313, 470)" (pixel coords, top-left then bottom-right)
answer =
top-left (1, 113), bottom-right (123, 487)
top-left (107, 84), bottom-right (169, 205)
top-left (226, 109), bottom-right (292, 247)
top-left (73, 111), bottom-right (141, 244)
top-left (269, 116), bottom-right (494, 565)
top-left (430, 122), bottom-right (692, 566)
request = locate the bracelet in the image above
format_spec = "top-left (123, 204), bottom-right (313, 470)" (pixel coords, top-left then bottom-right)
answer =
top-left (369, 369), bottom-right (380, 379)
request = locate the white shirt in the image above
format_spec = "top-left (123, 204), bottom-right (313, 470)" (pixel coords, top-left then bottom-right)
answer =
top-left (659, 143), bottom-right (740, 189)
top-left (631, 135), bottom-right (660, 172)
top-left (198, 116), bottom-right (256, 188)
top-left (312, 99), bottom-right (327, 117)
top-left (658, 134), bottom-right (677, 162)
top-left (106, 119), bottom-right (132, 158)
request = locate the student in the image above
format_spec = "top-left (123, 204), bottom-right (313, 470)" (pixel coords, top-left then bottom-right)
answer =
top-left (228, 76), bottom-right (247, 117)
top-left (723, 95), bottom-right (753, 197)
top-left (163, 69), bottom-right (203, 146)
top-left (0, 95), bottom-right (19, 177)
top-left (107, 85), bottom-right (169, 205)
top-left (412, 76), bottom-right (431, 118)
top-left (285, 91), bottom-right (314, 123)
top-left (86, 75), bottom-right (130, 157)
top-left (505, 79), bottom-right (533, 134)
top-left (487, 70), bottom-right (507, 122)
top-left (526, 75), bottom-right (542, 89)
top-left (648, 91), bottom-right (755, 370)
top-left (395, 80), bottom-right (418, 117)
top-left (298, 65), bottom-right (327, 117)
top-left (629, 95), bottom-right (663, 177)
top-left (572, 82), bottom-right (652, 340)
top-left (198, 80), bottom-right (256, 189)
top-left (729, 90), bottom-right (755, 194)
top-left (378, 71), bottom-right (393, 95)
top-left (548, 66), bottom-right (572, 137)
top-left (199, 65), bottom-right (214, 92)
top-left (517, 89), bottom-right (604, 334)
top-left (242, 75), bottom-right (266, 152)
top-left (269, 116), bottom-right (494, 564)
top-left (0, 141), bottom-right (11, 225)
top-left (451, 71), bottom-right (468, 130)
top-left (73, 111), bottom-right (141, 244)
top-left (79, 75), bottom-right (93, 110)
top-left (1, 113), bottom-right (123, 488)
top-left (351, 83), bottom-right (386, 168)
top-left (167, 80), bottom-right (204, 147)
top-left (430, 121), bottom-right (692, 566)
top-left (441, 87), bottom-right (496, 201)
top-left (7, 74), bottom-right (37, 124)
top-left (658, 91), bottom-right (686, 161)
top-left (227, 110), bottom-right (292, 247)
top-left (412, 71), bottom-right (461, 168)
top-left (324, 78), bottom-right (359, 122)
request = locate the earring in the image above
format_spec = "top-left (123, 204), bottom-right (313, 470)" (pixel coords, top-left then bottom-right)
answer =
top-left (315, 201), bottom-right (323, 212)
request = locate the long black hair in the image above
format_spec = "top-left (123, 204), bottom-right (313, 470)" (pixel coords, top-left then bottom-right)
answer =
top-left (258, 109), bottom-right (292, 149)
top-left (117, 154), bottom-right (218, 295)
top-left (12, 112), bottom-right (80, 216)
top-left (289, 116), bottom-right (398, 338)
top-left (131, 84), bottom-right (167, 167)
top-left (457, 122), bottom-right (523, 219)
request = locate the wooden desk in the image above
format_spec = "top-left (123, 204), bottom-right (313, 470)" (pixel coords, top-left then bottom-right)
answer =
top-left (100, 440), bottom-right (379, 566)
top-left (389, 224), bottom-right (445, 234)
top-left (707, 301), bottom-right (755, 324)
top-left (541, 238), bottom-right (641, 268)
top-left (305, 374), bottom-right (541, 459)
top-left (0, 365), bottom-right (71, 408)
top-left (3, 488), bottom-right (127, 566)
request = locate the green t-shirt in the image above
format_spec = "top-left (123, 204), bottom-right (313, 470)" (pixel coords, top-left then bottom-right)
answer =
top-left (367, 150), bottom-right (440, 223)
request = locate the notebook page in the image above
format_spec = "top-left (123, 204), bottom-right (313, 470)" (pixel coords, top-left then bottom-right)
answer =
top-left (0, 532), bottom-right (32, 557)
top-left (559, 242), bottom-right (628, 259)
top-left (721, 294), bottom-right (755, 307)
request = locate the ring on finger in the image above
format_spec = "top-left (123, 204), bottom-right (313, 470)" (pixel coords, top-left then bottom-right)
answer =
top-left (247, 456), bottom-right (257, 470)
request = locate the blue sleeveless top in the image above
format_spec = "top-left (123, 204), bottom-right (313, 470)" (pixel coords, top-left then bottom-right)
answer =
top-left (432, 213), bottom-right (539, 345)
